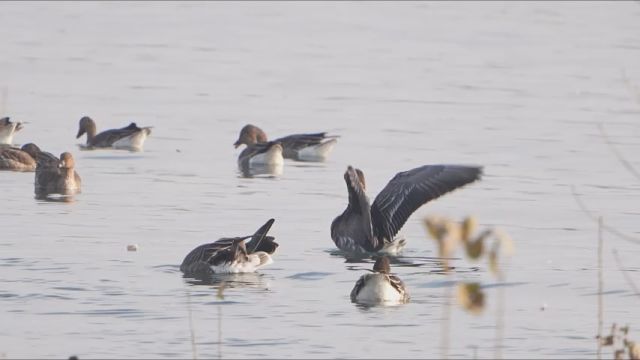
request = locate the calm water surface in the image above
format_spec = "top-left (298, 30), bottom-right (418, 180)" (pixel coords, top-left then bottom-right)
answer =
top-left (1, 2), bottom-right (640, 359)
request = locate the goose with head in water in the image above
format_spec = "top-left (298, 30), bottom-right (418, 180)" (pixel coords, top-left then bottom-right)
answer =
top-left (180, 219), bottom-right (278, 275)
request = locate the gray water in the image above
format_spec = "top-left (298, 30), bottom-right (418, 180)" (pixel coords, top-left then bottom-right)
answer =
top-left (1, 2), bottom-right (640, 359)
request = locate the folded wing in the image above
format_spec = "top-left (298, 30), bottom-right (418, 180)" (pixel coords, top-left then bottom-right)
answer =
top-left (275, 132), bottom-right (338, 151)
top-left (92, 123), bottom-right (144, 147)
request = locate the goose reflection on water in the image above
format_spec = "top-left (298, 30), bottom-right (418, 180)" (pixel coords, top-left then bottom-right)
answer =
top-left (34, 194), bottom-right (78, 203)
top-left (183, 271), bottom-right (270, 290)
top-left (238, 162), bottom-right (283, 179)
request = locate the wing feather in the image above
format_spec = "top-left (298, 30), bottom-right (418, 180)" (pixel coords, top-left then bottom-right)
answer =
top-left (92, 123), bottom-right (143, 147)
top-left (275, 132), bottom-right (338, 151)
top-left (180, 236), bottom-right (252, 273)
top-left (371, 164), bottom-right (482, 242)
top-left (0, 148), bottom-right (35, 166)
top-left (350, 275), bottom-right (367, 302)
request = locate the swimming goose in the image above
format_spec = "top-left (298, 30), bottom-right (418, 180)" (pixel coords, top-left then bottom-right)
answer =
top-left (0, 117), bottom-right (23, 145)
top-left (331, 164), bottom-right (483, 256)
top-left (0, 143), bottom-right (41, 172)
top-left (180, 218), bottom-right (278, 275)
top-left (350, 257), bottom-right (409, 305)
top-left (234, 124), bottom-right (338, 162)
top-left (237, 140), bottom-right (284, 168)
top-left (34, 151), bottom-right (82, 197)
top-left (76, 116), bottom-right (152, 151)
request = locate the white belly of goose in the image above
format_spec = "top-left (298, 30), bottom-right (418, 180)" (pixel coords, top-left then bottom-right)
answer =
top-left (296, 138), bottom-right (337, 162)
top-left (210, 252), bottom-right (273, 274)
top-left (249, 146), bottom-right (284, 166)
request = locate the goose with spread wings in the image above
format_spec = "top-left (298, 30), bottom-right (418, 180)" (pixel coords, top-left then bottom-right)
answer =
top-left (76, 116), bottom-right (152, 151)
top-left (331, 164), bottom-right (483, 255)
top-left (180, 218), bottom-right (278, 275)
top-left (234, 124), bottom-right (338, 162)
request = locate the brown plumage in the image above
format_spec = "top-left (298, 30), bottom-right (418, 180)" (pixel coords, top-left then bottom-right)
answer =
top-left (0, 143), bottom-right (41, 172)
top-left (233, 124), bottom-right (338, 162)
top-left (76, 116), bottom-right (152, 151)
top-left (34, 151), bottom-right (82, 197)
top-left (350, 256), bottom-right (410, 305)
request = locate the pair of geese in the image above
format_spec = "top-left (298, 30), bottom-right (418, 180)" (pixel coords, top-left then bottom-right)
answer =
top-left (0, 116), bottom-right (152, 197)
top-left (185, 136), bottom-right (483, 305)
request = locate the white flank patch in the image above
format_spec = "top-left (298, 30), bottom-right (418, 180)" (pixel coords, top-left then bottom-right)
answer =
top-left (112, 130), bottom-right (149, 151)
top-left (249, 145), bottom-right (284, 166)
top-left (210, 253), bottom-right (273, 274)
top-left (297, 138), bottom-right (337, 162)
top-left (0, 126), bottom-right (17, 145)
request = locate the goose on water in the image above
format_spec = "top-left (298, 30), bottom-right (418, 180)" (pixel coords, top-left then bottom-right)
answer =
top-left (331, 164), bottom-right (483, 256)
top-left (76, 116), bottom-right (152, 151)
top-left (0, 143), bottom-right (41, 172)
top-left (234, 124), bottom-right (338, 162)
top-left (34, 151), bottom-right (82, 197)
top-left (180, 218), bottom-right (278, 275)
top-left (350, 257), bottom-right (409, 305)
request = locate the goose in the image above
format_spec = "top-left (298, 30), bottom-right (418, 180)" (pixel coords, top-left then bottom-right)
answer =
top-left (0, 143), bottom-right (41, 172)
top-left (34, 151), bottom-right (82, 197)
top-left (76, 116), bottom-right (152, 151)
top-left (350, 257), bottom-right (409, 305)
top-left (331, 164), bottom-right (482, 256)
top-left (233, 124), bottom-right (338, 162)
top-left (0, 117), bottom-right (23, 145)
top-left (180, 218), bottom-right (278, 275)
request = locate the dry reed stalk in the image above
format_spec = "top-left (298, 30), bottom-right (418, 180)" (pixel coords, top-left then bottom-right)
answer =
top-left (186, 288), bottom-right (198, 360)
top-left (598, 217), bottom-right (604, 360)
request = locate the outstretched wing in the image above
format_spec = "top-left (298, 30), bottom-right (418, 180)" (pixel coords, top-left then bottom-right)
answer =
top-left (371, 164), bottom-right (482, 242)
